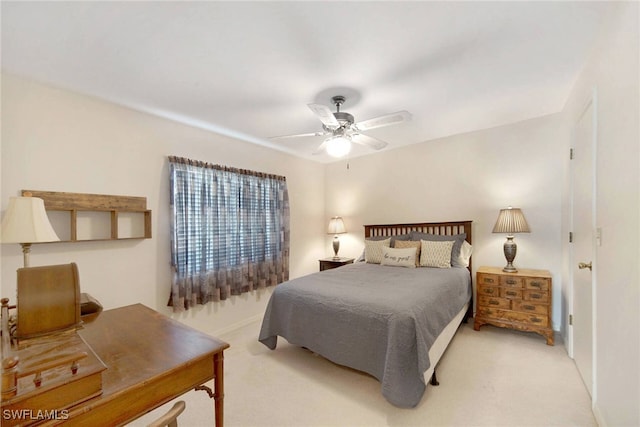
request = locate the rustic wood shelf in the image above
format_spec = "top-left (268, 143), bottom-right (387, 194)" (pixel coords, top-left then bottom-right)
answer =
top-left (23, 190), bottom-right (152, 243)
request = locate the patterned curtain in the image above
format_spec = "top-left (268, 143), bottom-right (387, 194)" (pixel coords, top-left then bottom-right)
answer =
top-left (168, 156), bottom-right (290, 311)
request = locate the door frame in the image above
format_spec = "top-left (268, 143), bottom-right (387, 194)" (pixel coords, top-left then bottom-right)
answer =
top-left (569, 86), bottom-right (598, 402)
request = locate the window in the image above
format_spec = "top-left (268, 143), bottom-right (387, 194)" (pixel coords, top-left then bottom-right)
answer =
top-left (168, 156), bottom-right (290, 311)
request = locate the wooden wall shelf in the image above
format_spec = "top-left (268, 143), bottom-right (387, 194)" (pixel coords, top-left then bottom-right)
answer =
top-left (23, 190), bottom-right (152, 243)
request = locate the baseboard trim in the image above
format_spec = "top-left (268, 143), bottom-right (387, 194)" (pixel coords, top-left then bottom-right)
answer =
top-left (213, 313), bottom-right (263, 337)
top-left (593, 401), bottom-right (606, 427)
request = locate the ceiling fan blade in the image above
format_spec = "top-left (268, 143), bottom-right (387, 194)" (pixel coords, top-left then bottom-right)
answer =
top-left (354, 110), bottom-right (412, 131)
top-left (269, 131), bottom-right (328, 140)
top-left (352, 133), bottom-right (388, 150)
top-left (312, 140), bottom-right (328, 155)
top-left (307, 103), bottom-right (339, 128)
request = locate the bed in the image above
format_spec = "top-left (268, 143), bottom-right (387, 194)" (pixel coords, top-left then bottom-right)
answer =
top-left (258, 221), bottom-right (473, 408)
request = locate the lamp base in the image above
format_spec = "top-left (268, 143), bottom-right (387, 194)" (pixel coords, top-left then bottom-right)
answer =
top-left (502, 236), bottom-right (518, 273)
top-left (332, 235), bottom-right (341, 259)
top-left (502, 264), bottom-right (518, 273)
top-left (21, 243), bottom-right (32, 268)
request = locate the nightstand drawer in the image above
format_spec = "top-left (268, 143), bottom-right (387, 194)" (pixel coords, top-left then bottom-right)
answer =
top-left (478, 296), bottom-right (511, 309)
top-left (319, 257), bottom-right (354, 271)
top-left (513, 301), bottom-right (548, 316)
top-left (500, 276), bottom-right (524, 288)
top-left (524, 290), bottom-right (549, 303)
top-left (525, 277), bottom-right (550, 291)
top-left (477, 273), bottom-right (499, 286)
top-left (478, 308), bottom-right (549, 328)
top-left (478, 283), bottom-right (500, 297)
top-left (500, 288), bottom-right (522, 299)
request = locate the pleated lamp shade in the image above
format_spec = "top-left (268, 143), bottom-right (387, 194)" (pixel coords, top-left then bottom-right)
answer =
top-left (492, 207), bottom-right (530, 235)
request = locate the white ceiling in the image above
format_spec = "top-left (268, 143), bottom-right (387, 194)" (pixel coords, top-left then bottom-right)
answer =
top-left (1, 1), bottom-right (612, 163)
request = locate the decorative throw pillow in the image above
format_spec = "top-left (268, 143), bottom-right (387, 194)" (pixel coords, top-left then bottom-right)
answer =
top-left (380, 246), bottom-right (417, 268)
top-left (411, 232), bottom-right (466, 267)
top-left (364, 238), bottom-right (391, 264)
top-left (393, 240), bottom-right (421, 267)
top-left (420, 240), bottom-right (454, 268)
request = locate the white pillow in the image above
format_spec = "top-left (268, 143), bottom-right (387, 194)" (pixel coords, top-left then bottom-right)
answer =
top-left (380, 246), bottom-right (417, 268)
top-left (456, 241), bottom-right (473, 268)
top-left (420, 240), bottom-right (454, 268)
top-left (365, 238), bottom-right (391, 264)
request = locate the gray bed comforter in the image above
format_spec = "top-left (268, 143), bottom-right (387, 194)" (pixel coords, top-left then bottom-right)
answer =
top-left (258, 262), bottom-right (472, 408)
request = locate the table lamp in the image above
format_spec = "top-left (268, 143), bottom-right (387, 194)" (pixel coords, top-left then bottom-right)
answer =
top-left (492, 206), bottom-right (530, 273)
top-left (1, 195), bottom-right (60, 267)
top-left (327, 216), bottom-right (346, 259)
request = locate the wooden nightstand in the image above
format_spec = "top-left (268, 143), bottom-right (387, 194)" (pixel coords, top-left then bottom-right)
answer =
top-left (474, 266), bottom-right (554, 345)
top-left (319, 257), bottom-right (354, 271)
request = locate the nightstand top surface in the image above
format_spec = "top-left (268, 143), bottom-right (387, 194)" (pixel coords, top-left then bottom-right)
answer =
top-left (478, 266), bottom-right (551, 278)
top-left (319, 257), bottom-right (355, 262)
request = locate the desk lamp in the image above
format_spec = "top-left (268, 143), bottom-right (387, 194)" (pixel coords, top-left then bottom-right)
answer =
top-left (1, 195), bottom-right (60, 267)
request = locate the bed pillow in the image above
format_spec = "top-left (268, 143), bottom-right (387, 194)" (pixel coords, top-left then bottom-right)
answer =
top-left (393, 240), bottom-right (421, 267)
top-left (456, 241), bottom-right (473, 268)
top-left (381, 246), bottom-right (417, 268)
top-left (367, 233), bottom-right (410, 246)
top-left (364, 238), bottom-right (391, 264)
top-left (420, 240), bottom-right (454, 268)
top-left (411, 232), bottom-right (466, 267)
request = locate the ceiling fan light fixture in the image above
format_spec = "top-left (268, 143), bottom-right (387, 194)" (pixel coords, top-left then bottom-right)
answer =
top-left (325, 135), bottom-right (352, 158)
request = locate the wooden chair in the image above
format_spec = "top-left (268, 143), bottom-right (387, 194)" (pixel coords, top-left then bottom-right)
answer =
top-left (147, 401), bottom-right (186, 427)
top-left (15, 262), bottom-right (82, 340)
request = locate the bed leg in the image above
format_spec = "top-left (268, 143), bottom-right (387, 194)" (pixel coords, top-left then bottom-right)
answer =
top-left (463, 301), bottom-right (473, 323)
top-left (430, 370), bottom-right (440, 386)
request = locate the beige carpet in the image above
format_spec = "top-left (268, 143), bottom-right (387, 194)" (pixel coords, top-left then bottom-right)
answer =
top-left (130, 319), bottom-right (596, 427)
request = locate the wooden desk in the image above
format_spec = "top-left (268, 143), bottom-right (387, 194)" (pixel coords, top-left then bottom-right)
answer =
top-left (48, 304), bottom-right (228, 426)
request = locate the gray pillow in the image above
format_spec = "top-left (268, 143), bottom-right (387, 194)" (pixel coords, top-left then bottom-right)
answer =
top-left (409, 232), bottom-right (467, 267)
top-left (367, 233), bottom-right (410, 246)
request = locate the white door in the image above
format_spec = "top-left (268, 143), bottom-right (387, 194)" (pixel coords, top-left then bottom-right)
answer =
top-left (571, 92), bottom-right (596, 397)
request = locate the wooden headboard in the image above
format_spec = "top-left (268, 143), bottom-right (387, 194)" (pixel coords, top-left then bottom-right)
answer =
top-left (364, 220), bottom-right (472, 245)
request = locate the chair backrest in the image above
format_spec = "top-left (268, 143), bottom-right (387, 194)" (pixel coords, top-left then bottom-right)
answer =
top-left (147, 401), bottom-right (186, 427)
top-left (16, 262), bottom-right (81, 339)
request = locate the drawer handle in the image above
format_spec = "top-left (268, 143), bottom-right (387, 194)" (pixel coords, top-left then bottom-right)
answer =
top-left (483, 289), bottom-right (495, 294)
top-left (506, 279), bottom-right (517, 285)
top-left (506, 291), bottom-right (517, 296)
top-left (531, 294), bottom-right (542, 299)
top-left (484, 278), bottom-right (495, 283)
top-left (523, 305), bottom-right (536, 311)
top-left (531, 317), bottom-right (542, 323)
top-left (530, 281), bottom-right (542, 288)
top-left (489, 299), bottom-right (500, 306)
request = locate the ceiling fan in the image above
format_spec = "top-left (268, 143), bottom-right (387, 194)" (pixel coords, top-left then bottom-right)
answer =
top-left (270, 96), bottom-right (412, 157)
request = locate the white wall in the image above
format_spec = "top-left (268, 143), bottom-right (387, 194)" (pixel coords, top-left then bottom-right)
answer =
top-left (561, 3), bottom-right (639, 426)
top-left (0, 73), bottom-right (326, 334)
top-left (325, 113), bottom-right (566, 331)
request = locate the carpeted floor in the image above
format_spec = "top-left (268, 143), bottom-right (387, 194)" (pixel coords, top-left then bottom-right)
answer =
top-left (130, 319), bottom-right (596, 427)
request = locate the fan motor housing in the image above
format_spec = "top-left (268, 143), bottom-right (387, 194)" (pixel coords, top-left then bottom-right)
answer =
top-left (333, 111), bottom-right (354, 126)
